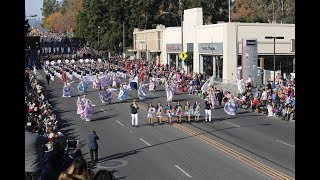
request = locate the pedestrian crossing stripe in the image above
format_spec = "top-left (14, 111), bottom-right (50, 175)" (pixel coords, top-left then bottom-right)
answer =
top-left (179, 52), bottom-right (188, 61)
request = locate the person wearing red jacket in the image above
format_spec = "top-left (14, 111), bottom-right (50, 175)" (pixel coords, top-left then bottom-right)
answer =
top-left (61, 69), bottom-right (67, 84)
top-left (139, 69), bottom-right (145, 82)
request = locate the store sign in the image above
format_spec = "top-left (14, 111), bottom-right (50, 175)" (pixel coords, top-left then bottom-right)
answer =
top-left (198, 43), bottom-right (223, 53)
top-left (166, 44), bottom-right (182, 52)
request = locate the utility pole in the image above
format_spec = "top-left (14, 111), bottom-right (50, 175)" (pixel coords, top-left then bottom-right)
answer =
top-left (228, 0), bottom-right (231, 22)
top-left (272, 0), bottom-right (275, 23)
top-left (98, 25), bottom-right (100, 56)
top-left (122, 21), bottom-right (125, 59)
top-left (179, 0), bottom-right (184, 71)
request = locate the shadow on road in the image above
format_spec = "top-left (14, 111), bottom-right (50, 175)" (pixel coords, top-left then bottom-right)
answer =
top-left (91, 114), bottom-right (119, 122)
top-left (99, 150), bottom-right (140, 162)
top-left (187, 122), bottom-right (294, 173)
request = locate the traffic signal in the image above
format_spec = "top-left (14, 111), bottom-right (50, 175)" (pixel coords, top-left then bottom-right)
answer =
top-left (25, 19), bottom-right (31, 36)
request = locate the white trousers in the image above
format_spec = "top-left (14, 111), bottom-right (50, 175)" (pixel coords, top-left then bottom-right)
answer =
top-left (205, 109), bottom-right (211, 121)
top-left (131, 113), bottom-right (138, 126)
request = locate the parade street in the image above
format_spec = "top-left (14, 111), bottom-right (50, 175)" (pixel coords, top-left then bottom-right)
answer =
top-left (36, 70), bottom-right (295, 180)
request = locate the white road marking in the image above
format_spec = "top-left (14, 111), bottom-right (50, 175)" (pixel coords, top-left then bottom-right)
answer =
top-left (174, 165), bottom-right (192, 178)
top-left (276, 140), bottom-right (295, 148)
top-left (139, 138), bottom-right (151, 146)
top-left (116, 120), bottom-right (124, 127)
top-left (129, 131), bottom-right (133, 133)
top-left (225, 121), bottom-right (240, 128)
top-left (100, 108), bottom-right (105, 112)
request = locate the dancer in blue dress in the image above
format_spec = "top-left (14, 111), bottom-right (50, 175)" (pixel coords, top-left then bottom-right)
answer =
top-left (77, 78), bottom-right (88, 94)
top-left (138, 83), bottom-right (148, 100)
top-left (224, 95), bottom-right (238, 115)
top-left (62, 81), bottom-right (72, 98)
top-left (118, 83), bottom-right (129, 101)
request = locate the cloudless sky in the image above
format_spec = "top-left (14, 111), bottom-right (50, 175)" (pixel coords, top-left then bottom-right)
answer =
top-left (25, 0), bottom-right (43, 19)
top-left (25, 0), bottom-right (62, 19)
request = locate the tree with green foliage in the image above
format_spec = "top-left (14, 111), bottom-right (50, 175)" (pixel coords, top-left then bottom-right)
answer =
top-left (231, 0), bottom-right (295, 23)
top-left (41, 0), bottom-right (61, 18)
top-left (74, 0), bottom-right (232, 53)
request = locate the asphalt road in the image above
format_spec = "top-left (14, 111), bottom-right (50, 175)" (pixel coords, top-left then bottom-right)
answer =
top-left (35, 69), bottom-right (295, 180)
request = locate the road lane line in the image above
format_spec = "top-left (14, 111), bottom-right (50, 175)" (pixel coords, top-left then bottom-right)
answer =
top-left (130, 131), bottom-right (133, 133)
top-left (116, 120), bottom-right (124, 127)
top-left (174, 124), bottom-right (294, 180)
top-left (174, 165), bottom-right (192, 178)
top-left (276, 140), bottom-right (295, 148)
top-left (225, 121), bottom-right (240, 128)
top-left (109, 92), bottom-right (293, 179)
top-left (139, 138), bottom-right (151, 146)
top-left (100, 108), bottom-right (105, 112)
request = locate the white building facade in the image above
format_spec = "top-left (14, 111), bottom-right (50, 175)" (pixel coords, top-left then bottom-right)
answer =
top-left (134, 7), bottom-right (295, 84)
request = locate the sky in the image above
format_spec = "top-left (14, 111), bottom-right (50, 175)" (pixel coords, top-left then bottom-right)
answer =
top-left (25, 0), bottom-right (63, 19)
top-left (25, 0), bottom-right (43, 19)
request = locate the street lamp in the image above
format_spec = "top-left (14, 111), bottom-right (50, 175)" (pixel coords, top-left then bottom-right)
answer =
top-left (228, 0), bottom-right (236, 22)
top-left (265, 36), bottom-right (284, 82)
top-left (97, 25), bottom-right (100, 56)
top-left (110, 21), bottom-right (125, 59)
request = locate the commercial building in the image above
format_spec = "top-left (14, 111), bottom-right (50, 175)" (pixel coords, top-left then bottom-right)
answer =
top-left (133, 25), bottom-right (165, 66)
top-left (133, 8), bottom-right (295, 84)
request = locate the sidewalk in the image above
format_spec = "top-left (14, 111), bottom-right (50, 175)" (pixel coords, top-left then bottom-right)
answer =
top-left (198, 80), bottom-right (294, 123)
top-left (210, 80), bottom-right (267, 95)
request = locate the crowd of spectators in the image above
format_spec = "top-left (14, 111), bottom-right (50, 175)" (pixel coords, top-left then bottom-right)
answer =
top-left (246, 78), bottom-right (295, 121)
top-left (25, 69), bottom-right (64, 147)
top-left (120, 58), bottom-right (295, 122)
top-left (40, 31), bottom-right (64, 42)
top-left (25, 68), bottom-right (115, 180)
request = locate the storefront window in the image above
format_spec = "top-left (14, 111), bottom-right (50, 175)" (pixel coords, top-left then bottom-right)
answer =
top-left (186, 54), bottom-right (193, 74)
top-left (140, 52), bottom-right (147, 60)
top-left (216, 56), bottom-right (223, 80)
top-left (169, 54), bottom-right (177, 70)
top-left (203, 55), bottom-right (213, 76)
top-left (258, 55), bottom-right (295, 75)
